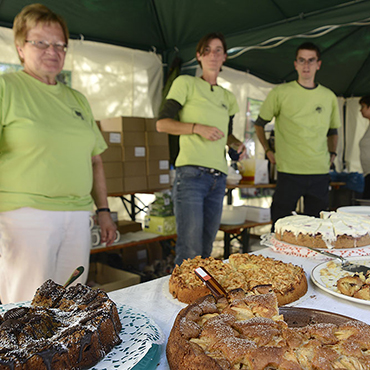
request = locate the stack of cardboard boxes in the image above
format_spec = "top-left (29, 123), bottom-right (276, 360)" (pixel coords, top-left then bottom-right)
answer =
top-left (99, 116), bottom-right (170, 194)
top-left (145, 118), bottom-right (171, 190)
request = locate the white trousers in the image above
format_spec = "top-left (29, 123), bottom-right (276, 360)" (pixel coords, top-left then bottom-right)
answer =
top-left (0, 208), bottom-right (91, 304)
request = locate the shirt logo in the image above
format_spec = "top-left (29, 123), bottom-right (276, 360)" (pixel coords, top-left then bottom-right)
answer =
top-left (72, 109), bottom-right (85, 120)
top-left (316, 106), bottom-right (323, 113)
top-left (221, 103), bottom-right (228, 110)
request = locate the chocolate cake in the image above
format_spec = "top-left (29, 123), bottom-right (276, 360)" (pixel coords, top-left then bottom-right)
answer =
top-left (0, 280), bottom-right (122, 369)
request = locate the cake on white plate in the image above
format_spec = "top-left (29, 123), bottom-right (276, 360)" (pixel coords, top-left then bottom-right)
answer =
top-left (275, 211), bottom-right (370, 249)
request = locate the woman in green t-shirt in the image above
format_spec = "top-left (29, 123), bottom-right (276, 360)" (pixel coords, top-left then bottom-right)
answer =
top-left (157, 32), bottom-right (245, 266)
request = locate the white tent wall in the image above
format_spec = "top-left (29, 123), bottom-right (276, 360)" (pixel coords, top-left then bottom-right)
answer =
top-left (0, 26), bottom-right (163, 120)
top-left (345, 97), bottom-right (369, 173)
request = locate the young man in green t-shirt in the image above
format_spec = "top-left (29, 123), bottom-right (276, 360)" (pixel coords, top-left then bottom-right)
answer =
top-left (255, 42), bottom-right (341, 229)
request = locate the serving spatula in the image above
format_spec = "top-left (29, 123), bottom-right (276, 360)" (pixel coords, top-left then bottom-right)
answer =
top-left (195, 266), bottom-right (227, 299)
top-left (306, 247), bottom-right (370, 275)
top-left (63, 266), bottom-right (85, 288)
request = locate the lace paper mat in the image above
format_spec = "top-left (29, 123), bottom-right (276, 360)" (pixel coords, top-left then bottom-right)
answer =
top-left (261, 233), bottom-right (370, 258)
top-left (0, 302), bottom-right (165, 370)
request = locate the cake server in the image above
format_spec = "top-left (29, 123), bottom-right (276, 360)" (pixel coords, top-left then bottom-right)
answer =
top-left (306, 247), bottom-right (370, 275)
top-left (195, 266), bottom-right (227, 299)
top-left (63, 266), bottom-right (85, 288)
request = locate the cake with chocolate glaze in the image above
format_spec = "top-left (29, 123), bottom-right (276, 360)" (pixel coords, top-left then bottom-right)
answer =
top-left (275, 211), bottom-right (370, 249)
top-left (0, 280), bottom-right (122, 369)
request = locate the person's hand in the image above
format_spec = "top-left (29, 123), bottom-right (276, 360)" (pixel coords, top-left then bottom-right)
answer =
top-left (194, 123), bottom-right (224, 141)
top-left (97, 212), bottom-right (117, 246)
top-left (266, 150), bottom-right (276, 164)
top-left (236, 143), bottom-right (247, 160)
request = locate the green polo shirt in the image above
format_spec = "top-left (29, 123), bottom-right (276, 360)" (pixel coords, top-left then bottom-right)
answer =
top-left (259, 81), bottom-right (341, 174)
top-left (0, 71), bottom-right (107, 212)
top-left (166, 75), bottom-right (239, 174)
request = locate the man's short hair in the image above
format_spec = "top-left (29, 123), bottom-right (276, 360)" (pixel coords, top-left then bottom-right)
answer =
top-left (296, 42), bottom-right (321, 60)
top-left (360, 96), bottom-right (370, 107)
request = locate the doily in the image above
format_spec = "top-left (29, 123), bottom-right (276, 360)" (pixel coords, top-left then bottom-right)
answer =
top-left (93, 304), bottom-right (165, 370)
top-left (0, 301), bottom-right (165, 370)
top-left (261, 233), bottom-right (370, 258)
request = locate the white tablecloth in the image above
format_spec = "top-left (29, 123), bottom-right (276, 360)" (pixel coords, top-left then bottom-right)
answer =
top-left (109, 247), bottom-right (370, 370)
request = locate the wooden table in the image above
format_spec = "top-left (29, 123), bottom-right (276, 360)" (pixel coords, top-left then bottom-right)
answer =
top-left (90, 233), bottom-right (177, 254)
top-left (219, 220), bottom-right (272, 258)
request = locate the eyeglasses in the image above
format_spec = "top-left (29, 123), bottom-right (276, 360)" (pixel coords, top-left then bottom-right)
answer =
top-left (296, 57), bottom-right (318, 66)
top-left (25, 40), bottom-right (68, 52)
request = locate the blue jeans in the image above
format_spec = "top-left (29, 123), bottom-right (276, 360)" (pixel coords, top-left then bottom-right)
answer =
top-left (172, 166), bottom-right (226, 266)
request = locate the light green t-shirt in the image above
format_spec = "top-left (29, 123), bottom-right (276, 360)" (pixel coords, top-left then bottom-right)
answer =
top-left (0, 71), bottom-right (107, 212)
top-left (259, 81), bottom-right (341, 174)
top-left (166, 75), bottom-right (239, 174)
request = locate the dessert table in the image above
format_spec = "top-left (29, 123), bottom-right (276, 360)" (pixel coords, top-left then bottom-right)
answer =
top-left (108, 246), bottom-right (370, 370)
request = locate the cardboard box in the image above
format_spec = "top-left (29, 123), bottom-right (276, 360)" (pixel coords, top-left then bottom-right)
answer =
top-left (145, 132), bottom-right (168, 146)
top-left (146, 145), bottom-right (170, 160)
top-left (144, 215), bottom-right (176, 235)
top-left (100, 116), bottom-right (145, 132)
top-left (146, 159), bottom-right (170, 175)
top-left (122, 161), bottom-right (146, 177)
top-left (106, 177), bottom-right (123, 194)
top-left (104, 162), bottom-right (123, 178)
top-left (123, 176), bottom-right (147, 193)
top-left (120, 242), bottom-right (163, 271)
top-left (120, 244), bottom-right (149, 271)
top-left (102, 131), bottom-right (145, 147)
top-left (121, 146), bottom-right (146, 161)
top-left (244, 206), bottom-right (271, 223)
top-left (101, 146), bottom-right (122, 162)
top-left (87, 262), bottom-right (140, 292)
top-left (101, 131), bottom-right (122, 146)
top-left (116, 220), bottom-right (142, 234)
top-left (145, 118), bottom-right (157, 131)
top-left (147, 174), bottom-right (170, 190)
top-left (100, 117), bottom-right (145, 132)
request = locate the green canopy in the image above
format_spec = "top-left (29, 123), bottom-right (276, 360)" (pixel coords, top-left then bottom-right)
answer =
top-left (1, 0), bottom-right (369, 96)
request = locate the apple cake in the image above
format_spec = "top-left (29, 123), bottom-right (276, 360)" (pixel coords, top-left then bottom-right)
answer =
top-left (167, 290), bottom-right (370, 370)
top-left (169, 253), bottom-right (307, 306)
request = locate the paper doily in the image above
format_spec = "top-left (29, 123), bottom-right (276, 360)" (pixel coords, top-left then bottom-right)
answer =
top-left (261, 233), bottom-right (370, 259)
top-left (93, 304), bottom-right (165, 370)
top-left (0, 301), bottom-right (165, 370)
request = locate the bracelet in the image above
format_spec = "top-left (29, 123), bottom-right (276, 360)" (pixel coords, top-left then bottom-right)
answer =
top-left (192, 123), bottom-right (196, 134)
top-left (330, 152), bottom-right (337, 157)
top-left (96, 208), bottom-right (110, 214)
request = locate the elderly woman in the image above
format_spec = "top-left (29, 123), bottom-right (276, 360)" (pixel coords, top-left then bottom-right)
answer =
top-left (0, 4), bottom-right (116, 304)
top-left (157, 32), bottom-right (245, 266)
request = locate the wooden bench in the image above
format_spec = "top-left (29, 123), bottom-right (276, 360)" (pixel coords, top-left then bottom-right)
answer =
top-left (219, 220), bottom-right (272, 259)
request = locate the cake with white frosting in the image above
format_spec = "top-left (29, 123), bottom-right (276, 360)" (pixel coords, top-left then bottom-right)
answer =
top-left (275, 212), bottom-right (370, 249)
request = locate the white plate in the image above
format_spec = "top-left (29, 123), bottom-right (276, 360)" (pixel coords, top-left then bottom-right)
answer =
top-left (264, 233), bottom-right (370, 258)
top-left (311, 256), bottom-right (370, 306)
top-left (337, 206), bottom-right (370, 215)
top-left (0, 302), bottom-right (165, 370)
